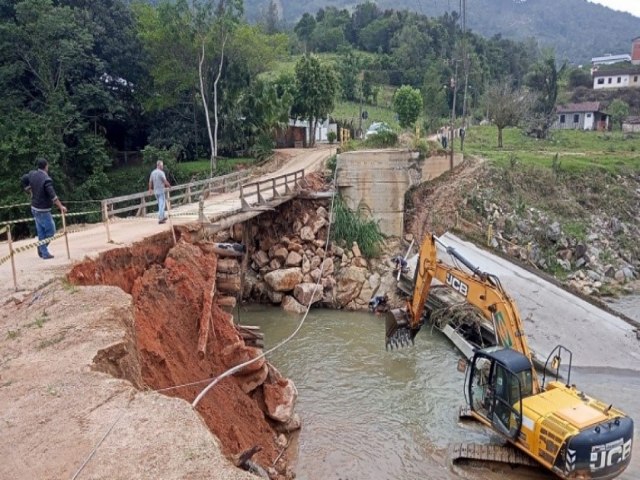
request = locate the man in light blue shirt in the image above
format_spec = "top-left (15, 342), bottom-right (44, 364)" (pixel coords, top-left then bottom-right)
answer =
top-left (148, 161), bottom-right (171, 224)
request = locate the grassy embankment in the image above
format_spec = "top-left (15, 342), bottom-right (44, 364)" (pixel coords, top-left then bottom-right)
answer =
top-left (457, 126), bottom-right (640, 277)
top-left (465, 126), bottom-right (640, 173)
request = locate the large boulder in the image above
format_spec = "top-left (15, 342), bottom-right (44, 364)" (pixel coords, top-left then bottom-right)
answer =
top-left (264, 268), bottom-right (303, 292)
top-left (281, 295), bottom-right (306, 314)
top-left (271, 247), bottom-right (289, 264)
top-left (263, 366), bottom-right (298, 423)
top-left (300, 226), bottom-right (315, 241)
top-left (285, 251), bottom-right (303, 267)
top-left (320, 258), bottom-right (334, 277)
top-left (335, 266), bottom-right (368, 306)
top-left (235, 364), bottom-right (269, 393)
top-left (252, 250), bottom-right (269, 268)
top-left (310, 216), bottom-right (327, 234)
top-left (294, 282), bottom-right (323, 306)
top-left (220, 341), bottom-right (266, 375)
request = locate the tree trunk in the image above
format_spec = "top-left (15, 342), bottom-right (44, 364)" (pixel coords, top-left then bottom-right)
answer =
top-left (309, 116), bottom-right (316, 147)
top-left (199, 41), bottom-right (215, 177)
top-left (498, 127), bottom-right (504, 148)
top-left (213, 34), bottom-right (227, 172)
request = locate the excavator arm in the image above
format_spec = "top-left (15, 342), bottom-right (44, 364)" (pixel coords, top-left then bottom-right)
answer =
top-left (385, 234), bottom-right (539, 392)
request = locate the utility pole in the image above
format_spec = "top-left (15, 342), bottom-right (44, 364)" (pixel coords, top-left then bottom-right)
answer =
top-left (461, 0), bottom-right (469, 126)
top-left (449, 67), bottom-right (457, 171)
top-left (358, 81), bottom-right (364, 139)
top-left (449, 0), bottom-right (462, 171)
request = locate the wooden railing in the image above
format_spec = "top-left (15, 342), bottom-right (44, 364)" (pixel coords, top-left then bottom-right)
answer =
top-left (101, 170), bottom-right (250, 221)
top-left (239, 169), bottom-right (305, 211)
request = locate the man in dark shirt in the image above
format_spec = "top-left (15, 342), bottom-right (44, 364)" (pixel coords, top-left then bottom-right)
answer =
top-left (21, 158), bottom-right (67, 259)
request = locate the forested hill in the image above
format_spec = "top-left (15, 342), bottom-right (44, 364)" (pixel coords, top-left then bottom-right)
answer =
top-left (247, 0), bottom-right (640, 64)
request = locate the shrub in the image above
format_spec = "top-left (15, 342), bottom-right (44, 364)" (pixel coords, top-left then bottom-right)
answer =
top-left (326, 154), bottom-right (337, 175)
top-left (248, 133), bottom-right (274, 163)
top-left (327, 131), bottom-right (337, 144)
top-left (330, 195), bottom-right (385, 258)
top-left (363, 130), bottom-right (398, 148)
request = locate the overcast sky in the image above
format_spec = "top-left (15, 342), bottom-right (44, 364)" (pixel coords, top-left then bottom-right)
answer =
top-left (587, 0), bottom-right (640, 17)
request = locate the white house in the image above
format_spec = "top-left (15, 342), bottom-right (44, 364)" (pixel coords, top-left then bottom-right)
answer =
top-left (276, 118), bottom-right (337, 148)
top-left (592, 68), bottom-right (640, 90)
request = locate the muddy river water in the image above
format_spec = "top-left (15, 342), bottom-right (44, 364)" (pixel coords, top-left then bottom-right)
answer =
top-left (239, 306), bottom-right (639, 480)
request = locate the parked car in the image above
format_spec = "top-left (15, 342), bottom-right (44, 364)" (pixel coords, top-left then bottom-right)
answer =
top-left (365, 122), bottom-right (392, 139)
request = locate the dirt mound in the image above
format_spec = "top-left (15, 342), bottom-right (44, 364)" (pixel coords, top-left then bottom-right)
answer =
top-left (405, 156), bottom-right (487, 240)
top-left (68, 236), bottom-right (295, 477)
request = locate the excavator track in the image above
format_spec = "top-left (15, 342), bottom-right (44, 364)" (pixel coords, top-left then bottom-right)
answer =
top-left (449, 442), bottom-right (540, 468)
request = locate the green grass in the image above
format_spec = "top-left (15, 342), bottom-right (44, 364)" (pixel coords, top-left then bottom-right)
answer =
top-left (465, 126), bottom-right (640, 174)
top-left (259, 52), bottom-right (345, 81)
top-left (7, 330), bottom-right (20, 340)
top-left (37, 331), bottom-right (67, 350)
top-left (563, 221), bottom-right (587, 241)
top-left (29, 311), bottom-right (48, 329)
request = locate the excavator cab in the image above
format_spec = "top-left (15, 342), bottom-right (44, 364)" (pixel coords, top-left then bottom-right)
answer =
top-left (467, 347), bottom-right (533, 440)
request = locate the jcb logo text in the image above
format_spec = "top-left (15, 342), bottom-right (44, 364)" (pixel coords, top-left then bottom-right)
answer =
top-left (446, 273), bottom-right (469, 296)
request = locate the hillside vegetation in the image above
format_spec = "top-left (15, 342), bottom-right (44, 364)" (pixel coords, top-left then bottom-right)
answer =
top-left (247, 0), bottom-right (640, 64)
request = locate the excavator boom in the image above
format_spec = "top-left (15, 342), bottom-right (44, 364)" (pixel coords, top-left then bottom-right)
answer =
top-left (386, 234), bottom-right (537, 389)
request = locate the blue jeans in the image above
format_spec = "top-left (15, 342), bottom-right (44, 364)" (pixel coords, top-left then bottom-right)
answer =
top-left (155, 190), bottom-right (166, 220)
top-left (32, 208), bottom-right (56, 257)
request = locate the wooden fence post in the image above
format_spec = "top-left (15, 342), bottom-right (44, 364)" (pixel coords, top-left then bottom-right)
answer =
top-left (166, 191), bottom-right (177, 245)
top-left (102, 200), bottom-right (112, 243)
top-left (61, 210), bottom-right (70, 260)
top-left (6, 226), bottom-right (18, 291)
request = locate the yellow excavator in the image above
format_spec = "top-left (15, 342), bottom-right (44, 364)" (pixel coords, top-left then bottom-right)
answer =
top-left (386, 233), bottom-right (634, 480)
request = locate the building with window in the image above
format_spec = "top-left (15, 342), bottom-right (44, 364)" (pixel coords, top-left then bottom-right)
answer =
top-left (592, 68), bottom-right (640, 90)
top-left (591, 53), bottom-right (631, 66)
top-left (553, 102), bottom-right (609, 131)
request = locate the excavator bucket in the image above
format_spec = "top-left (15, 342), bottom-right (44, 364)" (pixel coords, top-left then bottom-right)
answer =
top-left (385, 308), bottom-right (420, 349)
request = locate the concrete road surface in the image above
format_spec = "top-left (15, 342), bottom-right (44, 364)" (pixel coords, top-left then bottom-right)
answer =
top-left (436, 232), bottom-right (640, 371)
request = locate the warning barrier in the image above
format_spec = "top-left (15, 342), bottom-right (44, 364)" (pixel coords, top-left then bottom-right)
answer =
top-left (0, 209), bottom-right (101, 227)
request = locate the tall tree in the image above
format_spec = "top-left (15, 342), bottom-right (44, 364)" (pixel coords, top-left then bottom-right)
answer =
top-left (422, 63), bottom-right (450, 132)
top-left (524, 53), bottom-right (565, 139)
top-left (293, 54), bottom-right (338, 148)
top-left (0, 0), bottom-right (115, 206)
top-left (211, 0), bottom-right (243, 170)
top-left (336, 48), bottom-right (360, 101)
top-left (483, 79), bottom-right (532, 148)
top-left (260, 0), bottom-right (279, 34)
top-left (294, 13), bottom-right (315, 51)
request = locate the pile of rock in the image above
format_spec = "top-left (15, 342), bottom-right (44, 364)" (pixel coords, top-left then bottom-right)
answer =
top-left (242, 200), bottom-right (401, 312)
top-left (471, 195), bottom-right (639, 297)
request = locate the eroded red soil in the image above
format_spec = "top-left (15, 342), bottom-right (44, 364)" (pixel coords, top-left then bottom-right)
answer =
top-left (69, 233), bottom-right (290, 475)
